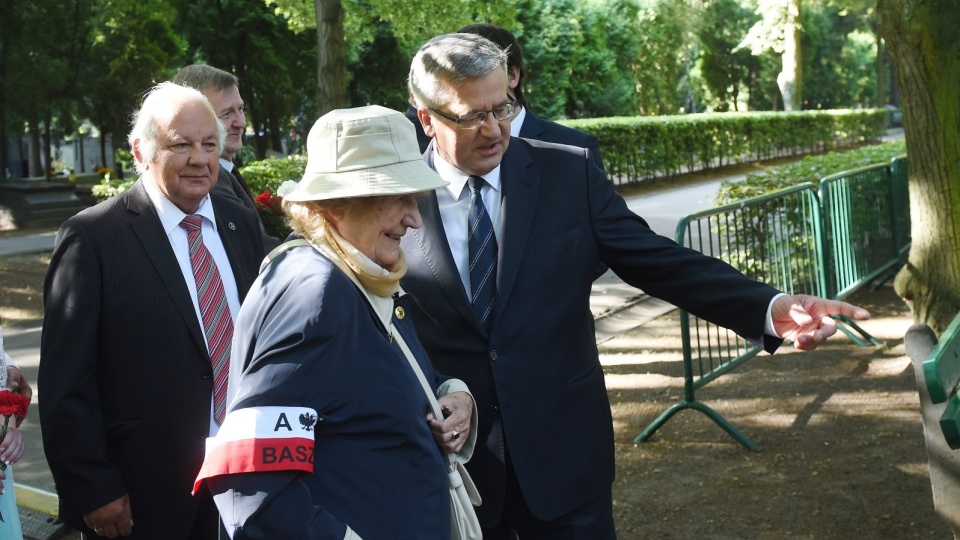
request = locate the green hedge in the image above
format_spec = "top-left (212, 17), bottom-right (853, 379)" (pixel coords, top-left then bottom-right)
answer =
top-left (94, 110), bottom-right (890, 208)
top-left (715, 140), bottom-right (907, 205)
top-left (562, 109), bottom-right (889, 186)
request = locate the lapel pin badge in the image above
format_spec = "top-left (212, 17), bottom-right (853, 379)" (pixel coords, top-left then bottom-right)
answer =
top-left (228, 222), bottom-right (236, 230)
top-left (395, 306), bottom-right (405, 320)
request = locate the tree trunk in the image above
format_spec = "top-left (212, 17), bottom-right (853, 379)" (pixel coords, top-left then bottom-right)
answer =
top-left (314, 0), bottom-right (348, 117)
top-left (43, 114), bottom-right (52, 180)
top-left (879, 0), bottom-right (960, 334)
top-left (777, 0), bottom-right (802, 111)
top-left (0, 96), bottom-right (6, 180)
top-left (875, 33), bottom-right (887, 107)
top-left (99, 130), bottom-right (107, 171)
top-left (28, 118), bottom-right (41, 177)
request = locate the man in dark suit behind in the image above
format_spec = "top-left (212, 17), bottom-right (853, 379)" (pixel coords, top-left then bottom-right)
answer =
top-left (39, 82), bottom-right (266, 539)
top-left (174, 64), bottom-right (280, 249)
top-left (459, 23), bottom-right (605, 171)
top-left (402, 33), bottom-right (870, 539)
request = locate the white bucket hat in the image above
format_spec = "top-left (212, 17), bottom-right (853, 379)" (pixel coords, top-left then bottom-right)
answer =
top-left (283, 105), bottom-right (447, 202)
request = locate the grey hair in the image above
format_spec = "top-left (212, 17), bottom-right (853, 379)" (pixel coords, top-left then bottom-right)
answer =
top-left (128, 82), bottom-right (226, 175)
top-left (282, 200), bottom-right (328, 242)
top-left (408, 33), bottom-right (508, 110)
top-left (173, 64), bottom-right (239, 94)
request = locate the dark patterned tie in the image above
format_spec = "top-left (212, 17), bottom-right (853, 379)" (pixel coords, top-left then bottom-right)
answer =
top-left (467, 176), bottom-right (497, 331)
top-left (180, 215), bottom-right (233, 424)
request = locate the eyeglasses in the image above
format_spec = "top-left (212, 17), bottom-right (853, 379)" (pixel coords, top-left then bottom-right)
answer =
top-left (429, 100), bottom-right (519, 129)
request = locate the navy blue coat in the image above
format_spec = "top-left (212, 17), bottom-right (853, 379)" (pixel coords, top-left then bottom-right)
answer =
top-left (207, 245), bottom-right (451, 539)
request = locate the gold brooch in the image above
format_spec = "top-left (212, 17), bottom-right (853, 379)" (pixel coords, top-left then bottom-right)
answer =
top-left (394, 306), bottom-right (405, 320)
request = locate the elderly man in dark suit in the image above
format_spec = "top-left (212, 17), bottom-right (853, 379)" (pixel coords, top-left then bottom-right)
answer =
top-left (401, 33), bottom-right (870, 539)
top-left (39, 82), bottom-right (266, 539)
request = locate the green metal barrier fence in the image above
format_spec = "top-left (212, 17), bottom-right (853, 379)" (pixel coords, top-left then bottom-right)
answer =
top-left (634, 157), bottom-right (910, 450)
top-left (634, 184), bottom-right (826, 451)
top-left (818, 157), bottom-right (910, 345)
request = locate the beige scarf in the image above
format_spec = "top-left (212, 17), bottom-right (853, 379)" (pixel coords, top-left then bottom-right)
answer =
top-left (261, 224), bottom-right (483, 540)
top-left (318, 223), bottom-right (406, 298)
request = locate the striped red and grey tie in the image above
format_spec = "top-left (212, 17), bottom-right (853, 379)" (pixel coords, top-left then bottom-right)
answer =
top-left (180, 214), bottom-right (232, 424)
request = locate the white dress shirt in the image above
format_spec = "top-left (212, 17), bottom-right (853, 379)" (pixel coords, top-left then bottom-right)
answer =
top-left (143, 177), bottom-right (240, 434)
top-left (509, 105), bottom-right (527, 137)
top-left (219, 156), bottom-right (236, 175)
top-left (432, 154), bottom-right (504, 296)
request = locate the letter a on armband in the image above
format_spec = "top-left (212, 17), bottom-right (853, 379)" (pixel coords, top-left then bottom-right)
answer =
top-left (193, 406), bottom-right (319, 494)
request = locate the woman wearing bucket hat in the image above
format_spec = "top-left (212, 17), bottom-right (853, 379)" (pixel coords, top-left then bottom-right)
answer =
top-left (193, 105), bottom-right (481, 539)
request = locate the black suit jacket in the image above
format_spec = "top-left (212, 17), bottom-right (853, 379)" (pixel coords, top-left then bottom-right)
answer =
top-left (405, 105), bottom-right (433, 155)
top-left (400, 138), bottom-right (781, 524)
top-left (214, 167), bottom-right (281, 250)
top-left (214, 166), bottom-right (256, 211)
top-left (518, 109), bottom-right (605, 171)
top-left (39, 180), bottom-right (266, 538)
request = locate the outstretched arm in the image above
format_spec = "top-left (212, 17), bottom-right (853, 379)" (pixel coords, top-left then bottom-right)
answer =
top-left (771, 294), bottom-right (871, 351)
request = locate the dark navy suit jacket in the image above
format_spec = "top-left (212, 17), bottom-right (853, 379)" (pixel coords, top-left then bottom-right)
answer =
top-left (518, 109), bottom-right (605, 171)
top-left (400, 137), bottom-right (781, 525)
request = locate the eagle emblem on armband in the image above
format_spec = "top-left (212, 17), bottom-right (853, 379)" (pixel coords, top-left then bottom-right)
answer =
top-left (299, 412), bottom-right (318, 431)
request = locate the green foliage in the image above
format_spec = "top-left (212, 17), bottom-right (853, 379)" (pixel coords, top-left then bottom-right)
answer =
top-left (266, 0), bottom-right (518, 59)
top-left (91, 176), bottom-right (135, 201)
top-left (716, 139), bottom-right (906, 204)
top-left (174, 0), bottom-right (317, 158)
top-left (1, 0), bottom-right (895, 183)
top-left (348, 21), bottom-right (411, 111)
top-left (241, 155), bottom-right (308, 240)
top-left (564, 108), bottom-right (890, 186)
top-left (86, 0), bottom-right (186, 148)
top-left (698, 0), bottom-right (761, 111)
top-left (241, 155), bottom-right (308, 195)
top-left (517, 0), bottom-right (584, 119)
top-left (801, 7), bottom-right (877, 109)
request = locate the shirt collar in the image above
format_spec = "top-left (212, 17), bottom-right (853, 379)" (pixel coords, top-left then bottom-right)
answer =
top-left (218, 157), bottom-right (235, 173)
top-left (433, 152), bottom-right (502, 201)
top-left (142, 176), bottom-right (217, 236)
top-left (509, 105), bottom-right (527, 137)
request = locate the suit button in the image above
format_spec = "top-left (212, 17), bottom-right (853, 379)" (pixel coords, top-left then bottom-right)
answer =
top-left (201, 371), bottom-right (213, 379)
top-left (489, 350), bottom-right (498, 361)
top-left (489, 405), bottom-right (500, 416)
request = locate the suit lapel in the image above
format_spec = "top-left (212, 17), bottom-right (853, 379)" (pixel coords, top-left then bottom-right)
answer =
top-left (212, 196), bottom-right (256, 302)
top-left (408, 146), bottom-right (486, 334)
top-left (411, 188), bottom-right (483, 332)
top-left (493, 141), bottom-right (538, 328)
top-left (126, 181), bottom-right (209, 355)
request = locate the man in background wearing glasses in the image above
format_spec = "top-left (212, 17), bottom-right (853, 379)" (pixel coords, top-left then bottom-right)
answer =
top-left (402, 33), bottom-right (869, 539)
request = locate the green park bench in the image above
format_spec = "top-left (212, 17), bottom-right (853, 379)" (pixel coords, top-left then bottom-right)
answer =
top-left (918, 313), bottom-right (960, 447)
top-left (905, 311), bottom-right (960, 535)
